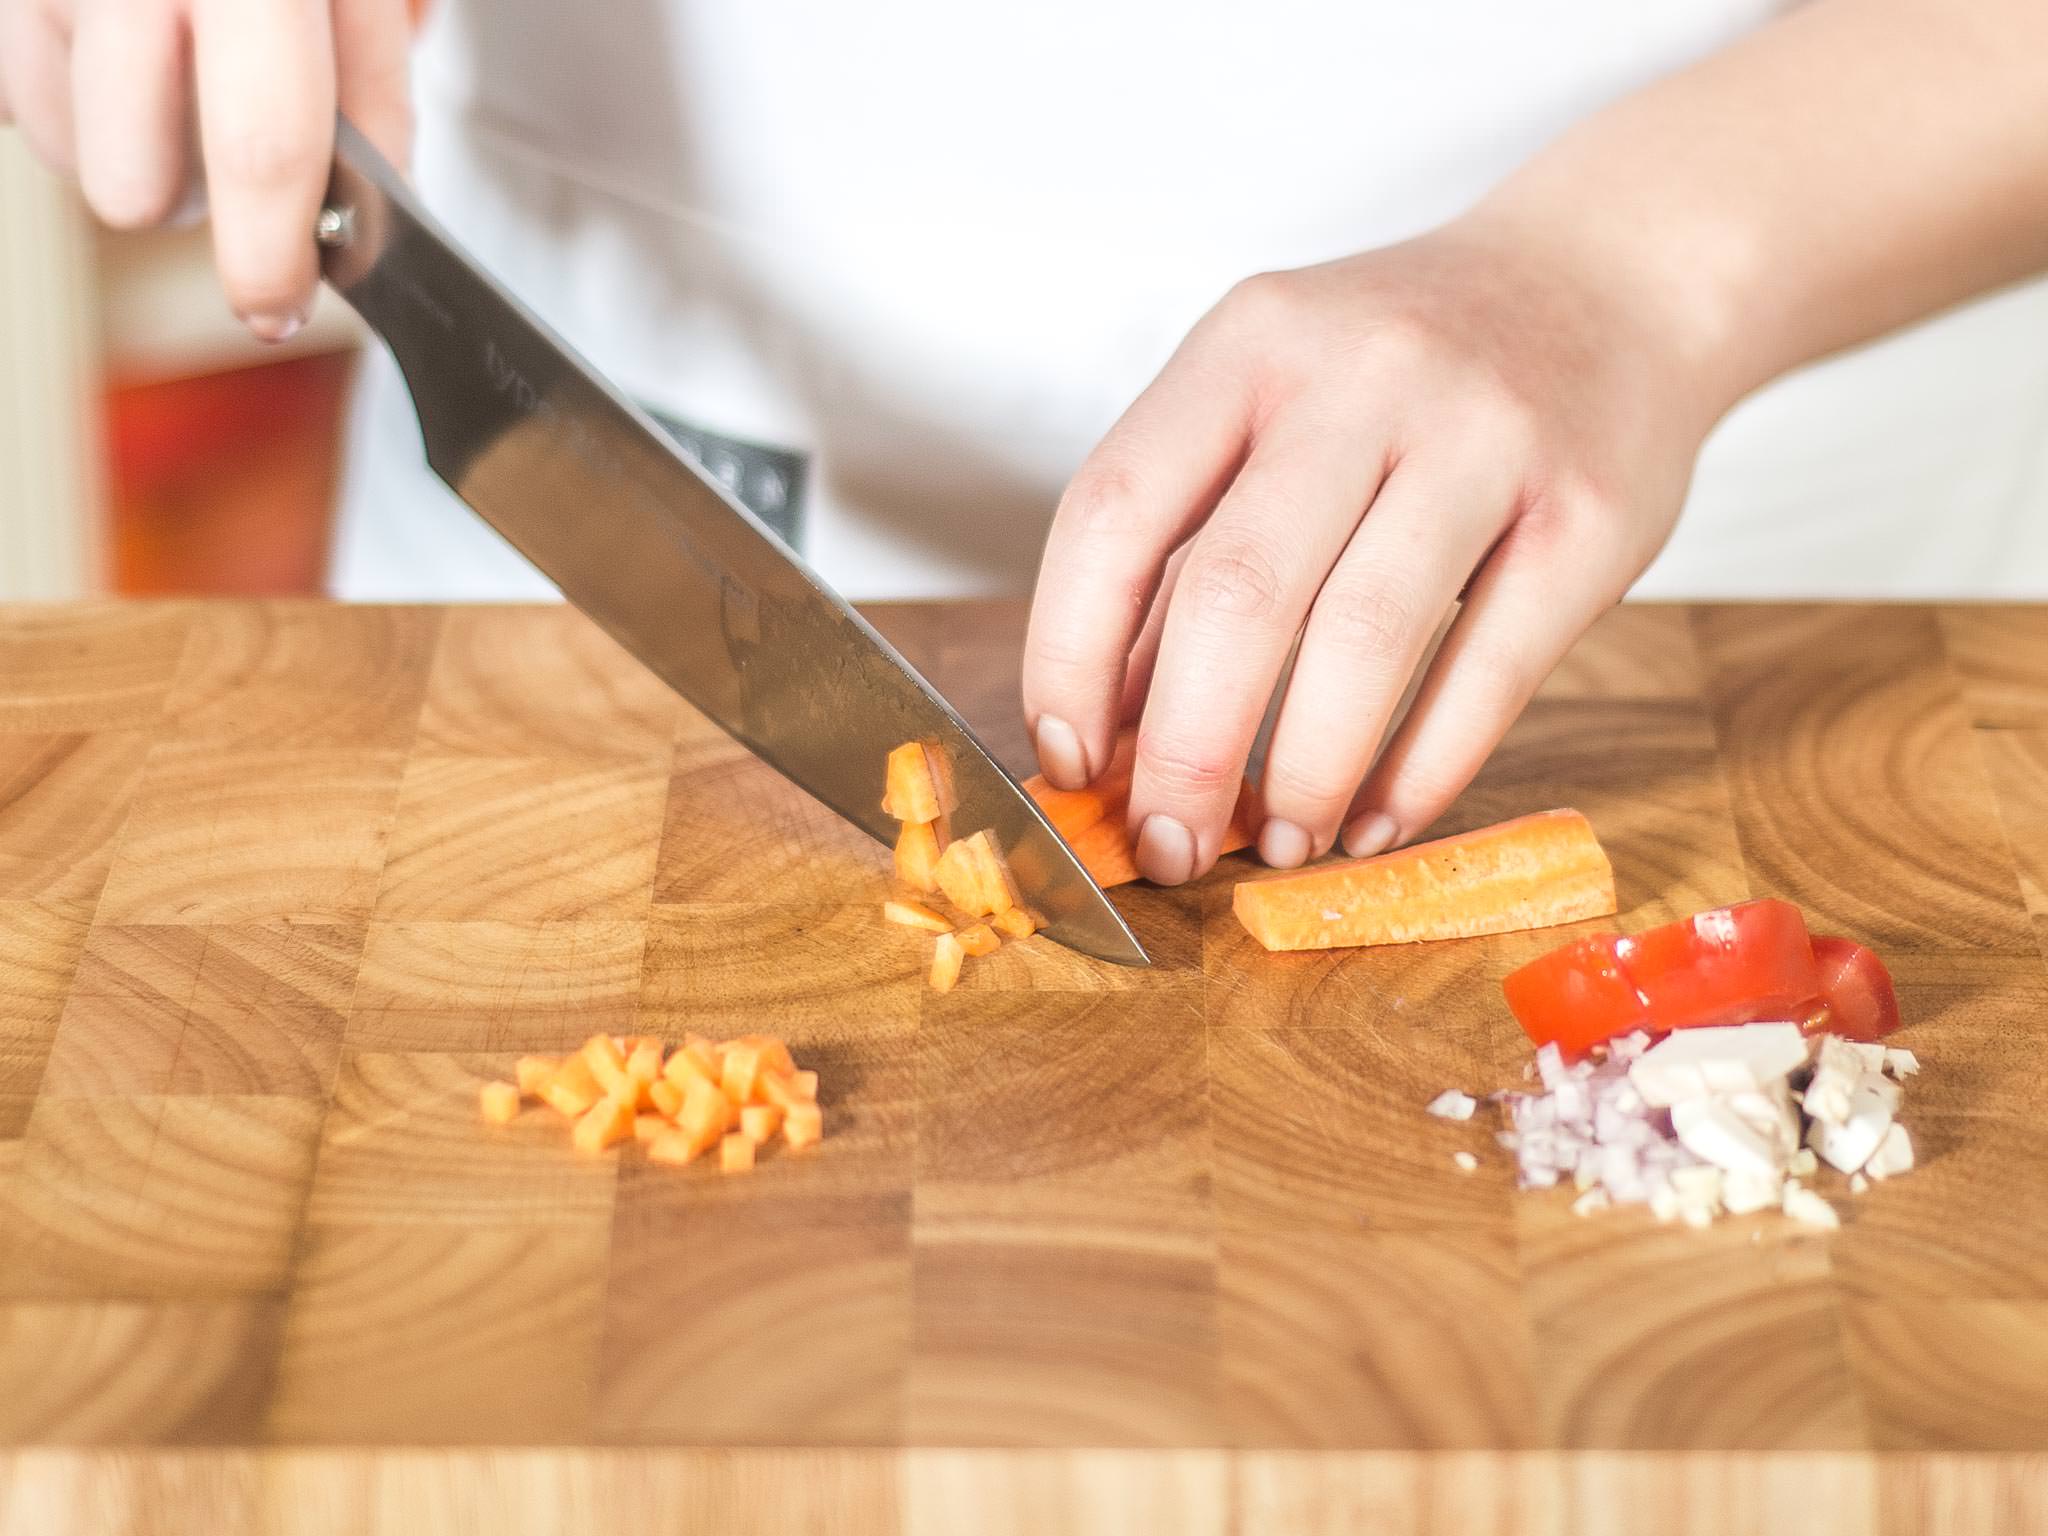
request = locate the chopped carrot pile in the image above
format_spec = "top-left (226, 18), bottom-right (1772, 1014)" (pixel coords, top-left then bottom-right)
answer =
top-left (1231, 808), bottom-right (1616, 952)
top-left (878, 740), bottom-right (1050, 989)
top-left (478, 1030), bottom-right (824, 1173)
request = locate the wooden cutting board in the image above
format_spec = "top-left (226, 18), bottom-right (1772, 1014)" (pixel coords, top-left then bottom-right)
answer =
top-left (2, 599), bottom-right (2046, 1534)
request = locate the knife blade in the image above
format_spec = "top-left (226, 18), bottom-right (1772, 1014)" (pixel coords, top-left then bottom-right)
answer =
top-left (317, 117), bottom-right (1146, 966)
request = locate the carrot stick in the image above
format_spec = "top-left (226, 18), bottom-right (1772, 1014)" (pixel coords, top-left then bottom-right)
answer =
top-left (882, 741), bottom-right (957, 824)
top-left (894, 820), bottom-right (946, 893)
top-left (884, 898), bottom-right (952, 933)
top-left (1023, 725), bottom-right (1255, 887)
top-left (935, 837), bottom-right (992, 916)
top-left (1231, 808), bottom-right (1616, 952)
top-left (930, 931), bottom-right (966, 992)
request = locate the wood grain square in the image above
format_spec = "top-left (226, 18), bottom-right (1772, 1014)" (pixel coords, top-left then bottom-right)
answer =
top-left (0, 732), bottom-right (151, 902)
top-left (655, 735), bottom-right (890, 906)
top-left (40, 990), bottom-right (187, 1098)
top-left (1538, 603), bottom-right (1706, 700)
top-left (98, 748), bottom-right (408, 925)
top-left (1695, 605), bottom-right (2034, 954)
top-left (908, 1449), bottom-right (1229, 1536)
top-left (1829, 1112), bottom-right (2048, 1301)
top-left (642, 903), bottom-right (927, 1015)
top-left (374, 755), bottom-right (666, 921)
top-left (353, 921), bottom-right (645, 1016)
top-left (1974, 728), bottom-right (2048, 923)
top-left (186, 922), bottom-right (365, 1024)
top-left (0, 897), bottom-right (93, 1035)
top-left (0, 1300), bottom-right (283, 1444)
top-left (166, 1004), bottom-right (344, 1099)
top-left (417, 605), bottom-right (679, 760)
top-left (0, 604), bottom-right (190, 733)
top-left (1220, 1228), bottom-right (1535, 1451)
top-left (68, 923), bottom-right (209, 1004)
top-left (917, 1008), bottom-right (1206, 1211)
top-left (1518, 1204), bottom-right (1867, 1450)
top-left (1939, 607), bottom-right (2048, 727)
top-left (909, 1214), bottom-right (1219, 1448)
top-left (1209, 1029), bottom-right (1509, 1234)
top-left (265, 1222), bottom-right (610, 1444)
top-left (596, 1199), bottom-right (911, 1446)
top-left (1843, 1300), bottom-right (2048, 1452)
top-left (159, 602), bottom-right (440, 751)
top-left (349, 920), bottom-right (646, 1049)
top-left (3, 1096), bottom-right (318, 1298)
top-left (306, 1053), bottom-right (615, 1226)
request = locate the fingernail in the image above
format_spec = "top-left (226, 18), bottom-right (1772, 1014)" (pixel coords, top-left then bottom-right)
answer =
top-left (1035, 715), bottom-right (1090, 790)
top-left (242, 309), bottom-right (305, 343)
top-left (1258, 818), bottom-right (1312, 869)
top-left (1343, 811), bottom-right (1399, 859)
top-left (1134, 814), bottom-right (1197, 885)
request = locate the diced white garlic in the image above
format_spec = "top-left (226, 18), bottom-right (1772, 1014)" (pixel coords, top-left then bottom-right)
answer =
top-left (1884, 1047), bottom-right (1920, 1079)
top-left (1672, 1097), bottom-right (1783, 1178)
top-left (1787, 1147), bottom-right (1819, 1178)
top-left (1807, 1075), bottom-right (1899, 1174)
top-left (1453, 1150), bottom-right (1479, 1173)
top-left (1863, 1121), bottom-right (1914, 1180)
top-left (1721, 1167), bottom-right (1784, 1216)
top-left (1628, 1023), bottom-right (1811, 1107)
top-left (1426, 1089), bottom-right (1477, 1121)
top-left (1781, 1183), bottom-right (1840, 1230)
top-left (1571, 1186), bottom-right (1611, 1217)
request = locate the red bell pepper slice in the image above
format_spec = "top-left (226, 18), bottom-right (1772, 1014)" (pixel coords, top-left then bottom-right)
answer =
top-left (1806, 935), bottom-right (1900, 1042)
top-left (1503, 898), bottom-right (1823, 1058)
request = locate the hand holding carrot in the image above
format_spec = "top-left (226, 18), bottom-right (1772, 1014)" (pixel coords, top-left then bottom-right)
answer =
top-left (1022, 218), bottom-right (1712, 884)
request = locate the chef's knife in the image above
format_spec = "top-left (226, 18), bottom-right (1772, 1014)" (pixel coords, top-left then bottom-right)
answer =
top-left (317, 117), bottom-right (1146, 965)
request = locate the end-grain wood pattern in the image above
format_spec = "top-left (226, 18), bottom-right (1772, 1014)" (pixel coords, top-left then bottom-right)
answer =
top-left (1, 599), bottom-right (2046, 1534)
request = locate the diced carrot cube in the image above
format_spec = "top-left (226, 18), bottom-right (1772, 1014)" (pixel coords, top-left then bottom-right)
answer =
top-left (721, 1042), bottom-right (765, 1107)
top-left (884, 898), bottom-right (952, 933)
top-left (679, 1075), bottom-right (732, 1153)
top-left (783, 1100), bottom-right (823, 1152)
top-left (572, 1095), bottom-right (635, 1154)
top-left (930, 931), bottom-right (966, 992)
top-left (633, 1113), bottom-right (669, 1144)
top-left (731, 1033), bottom-right (795, 1078)
top-left (538, 1054), bottom-right (603, 1118)
top-left (882, 741), bottom-right (957, 824)
top-left (582, 1034), bottom-right (631, 1098)
top-left (479, 1081), bottom-right (521, 1124)
top-left (894, 820), bottom-right (946, 893)
top-left (648, 1078), bottom-right (684, 1119)
top-left (969, 831), bottom-right (1020, 917)
top-left (720, 1131), bottom-right (757, 1174)
top-left (935, 839), bottom-right (992, 916)
top-left (662, 1041), bottom-right (719, 1091)
top-left (625, 1039), bottom-right (663, 1085)
top-left (514, 1056), bottom-right (557, 1097)
top-left (740, 1103), bottom-right (783, 1143)
top-left (993, 907), bottom-right (1038, 940)
top-left (789, 1069), bottom-right (818, 1102)
top-left (646, 1128), bottom-right (700, 1165)
top-left (956, 922), bottom-right (1000, 957)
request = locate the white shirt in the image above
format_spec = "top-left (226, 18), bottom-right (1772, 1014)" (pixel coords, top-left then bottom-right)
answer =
top-left (332, 0), bottom-right (2048, 602)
